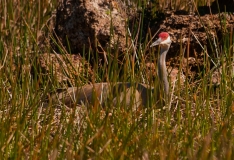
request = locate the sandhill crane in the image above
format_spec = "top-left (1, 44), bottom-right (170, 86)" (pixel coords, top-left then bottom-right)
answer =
top-left (47, 32), bottom-right (172, 108)
top-left (150, 32), bottom-right (172, 96)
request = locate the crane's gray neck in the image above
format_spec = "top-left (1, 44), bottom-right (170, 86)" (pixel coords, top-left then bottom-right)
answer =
top-left (158, 45), bottom-right (170, 97)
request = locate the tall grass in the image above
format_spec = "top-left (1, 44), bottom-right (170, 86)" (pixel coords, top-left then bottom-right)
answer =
top-left (0, 0), bottom-right (233, 159)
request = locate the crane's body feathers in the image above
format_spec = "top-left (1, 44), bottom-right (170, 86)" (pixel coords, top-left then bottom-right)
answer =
top-left (49, 82), bottom-right (154, 108)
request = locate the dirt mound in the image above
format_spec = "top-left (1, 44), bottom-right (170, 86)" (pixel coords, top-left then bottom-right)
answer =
top-left (54, 0), bottom-right (134, 56)
top-left (158, 13), bottom-right (234, 55)
top-left (155, 12), bottom-right (234, 78)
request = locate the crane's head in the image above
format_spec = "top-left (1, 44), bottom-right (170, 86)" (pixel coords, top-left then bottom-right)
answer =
top-left (150, 32), bottom-right (171, 47)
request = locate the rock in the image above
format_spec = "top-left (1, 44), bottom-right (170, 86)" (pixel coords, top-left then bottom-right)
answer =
top-left (54, 0), bottom-right (133, 57)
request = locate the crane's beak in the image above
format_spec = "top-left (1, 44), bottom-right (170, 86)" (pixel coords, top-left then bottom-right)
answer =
top-left (150, 38), bottom-right (162, 47)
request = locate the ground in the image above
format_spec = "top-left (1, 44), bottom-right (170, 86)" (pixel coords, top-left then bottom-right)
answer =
top-left (37, 0), bottom-right (234, 85)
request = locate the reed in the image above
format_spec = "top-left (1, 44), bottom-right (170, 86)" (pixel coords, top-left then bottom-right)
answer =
top-left (0, 0), bottom-right (233, 159)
